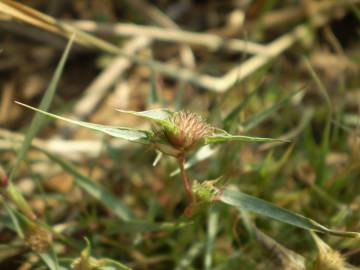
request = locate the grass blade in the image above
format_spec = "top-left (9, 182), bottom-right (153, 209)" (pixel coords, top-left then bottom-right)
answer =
top-left (5, 36), bottom-right (74, 237)
top-left (111, 220), bottom-right (191, 233)
top-left (212, 251), bottom-right (256, 270)
top-left (224, 81), bottom-right (264, 131)
top-left (116, 108), bottom-right (176, 130)
top-left (116, 108), bottom-right (173, 122)
top-left (38, 252), bottom-right (64, 270)
top-left (148, 69), bottom-right (159, 104)
top-left (15, 102), bottom-right (150, 144)
top-left (205, 134), bottom-right (287, 144)
top-left (42, 150), bottom-right (133, 221)
top-left (303, 57), bottom-right (331, 186)
top-left (220, 189), bottom-right (359, 238)
top-left (9, 35), bottom-right (74, 182)
top-left (104, 258), bottom-right (132, 270)
top-left (242, 90), bottom-right (302, 132)
top-left (175, 242), bottom-right (205, 270)
top-left (4, 204), bottom-right (24, 238)
top-left (205, 205), bottom-right (219, 270)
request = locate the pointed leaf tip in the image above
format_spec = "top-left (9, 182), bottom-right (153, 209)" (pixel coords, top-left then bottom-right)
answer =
top-left (15, 101), bottom-right (151, 143)
top-left (116, 108), bottom-right (173, 122)
top-left (220, 189), bottom-right (359, 238)
top-left (205, 133), bottom-right (288, 144)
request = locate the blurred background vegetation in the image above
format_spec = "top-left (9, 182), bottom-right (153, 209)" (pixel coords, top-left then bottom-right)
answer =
top-left (0, 0), bottom-right (359, 269)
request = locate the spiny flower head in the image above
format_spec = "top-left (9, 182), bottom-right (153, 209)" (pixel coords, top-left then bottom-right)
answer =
top-left (166, 111), bottom-right (213, 150)
top-left (311, 233), bottom-right (347, 270)
top-left (153, 111), bottom-right (213, 157)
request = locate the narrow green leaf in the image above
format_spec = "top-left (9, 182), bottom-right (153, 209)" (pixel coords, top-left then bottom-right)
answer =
top-left (116, 108), bottom-right (176, 131)
top-left (6, 36), bottom-right (74, 239)
top-left (205, 205), bottom-right (219, 270)
top-left (205, 134), bottom-right (287, 144)
top-left (15, 102), bottom-right (150, 144)
top-left (39, 252), bottom-right (64, 270)
top-left (224, 81), bottom-right (264, 131)
top-left (242, 90), bottom-right (302, 131)
top-left (236, 207), bottom-right (256, 240)
top-left (148, 69), bottom-right (159, 104)
top-left (111, 220), bottom-right (190, 233)
top-left (303, 57), bottom-right (331, 186)
top-left (9, 35), bottom-right (74, 182)
top-left (220, 189), bottom-right (359, 238)
top-left (104, 258), bottom-right (133, 270)
top-left (212, 251), bottom-right (256, 270)
top-left (7, 183), bottom-right (36, 221)
top-left (335, 115), bottom-right (360, 129)
top-left (175, 82), bottom-right (185, 111)
top-left (83, 237), bottom-right (92, 255)
top-left (116, 108), bottom-right (173, 122)
top-left (175, 242), bottom-right (205, 270)
top-left (350, 4), bottom-right (360, 20)
top-left (4, 204), bottom-right (24, 238)
top-left (42, 150), bottom-right (133, 221)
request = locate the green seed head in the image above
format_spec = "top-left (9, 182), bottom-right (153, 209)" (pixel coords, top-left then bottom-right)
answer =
top-left (153, 111), bottom-right (213, 157)
top-left (192, 179), bottom-right (222, 203)
top-left (25, 223), bottom-right (52, 253)
top-left (311, 233), bottom-right (346, 270)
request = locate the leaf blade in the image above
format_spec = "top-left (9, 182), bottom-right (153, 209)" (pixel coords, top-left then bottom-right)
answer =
top-left (43, 150), bottom-right (133, 221)
top-left (10, 36), bottom-right (74, 182)
top-left (116, 108), bottom-right (177, 131)
top-left (220, 189), bottom-right (359, 238)
top-left (205, 205), bottom-right (219, 270)
top-left (110, 220), bottom-right (191, 233)
top-left (242, 89), bottom-right (302, 132)
top-left (38, 252), bottom-right (64, 270)
top-left (116, 108), bottom-right (173, 122)
top-left (224, 81), bottom-right (264, 131)
top-left (205, 134), bottom-right (287, 144)
top-left (15, 102), bottom-right (151, 143)
top-left (5, 35), bottom-right (75, 238)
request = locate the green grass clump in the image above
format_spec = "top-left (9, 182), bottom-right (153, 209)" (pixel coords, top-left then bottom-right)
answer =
top-left (0, 2), bottom-right (359, 270)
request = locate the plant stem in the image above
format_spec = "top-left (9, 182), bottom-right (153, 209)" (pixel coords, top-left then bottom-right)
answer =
top-left (177, 157), bottom-right (193, 202)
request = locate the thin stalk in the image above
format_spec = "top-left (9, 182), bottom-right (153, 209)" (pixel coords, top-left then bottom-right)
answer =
top-left (177, 157), bottom-right (193, 202)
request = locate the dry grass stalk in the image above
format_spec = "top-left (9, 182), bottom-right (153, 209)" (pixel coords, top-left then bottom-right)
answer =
top-left (245, 0), bottom-right (359, 32)
top-left (68, 36), bottom-right (152, 123)
top-left (122, 0), bottom-right (195, 68)
top-left (0, 0), bottom-right (358, 93)
top-left (70, 20), bottom-right (269, 55)
top-left (61, 0), bottom-right (193, 128)
top-left (0, 128), bottom-right (130, 159)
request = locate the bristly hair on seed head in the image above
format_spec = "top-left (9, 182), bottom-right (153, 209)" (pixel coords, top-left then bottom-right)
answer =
top-left (168, 111), bottom-right (213, 148)
top-left (152, 111), bottom-right (213, 156)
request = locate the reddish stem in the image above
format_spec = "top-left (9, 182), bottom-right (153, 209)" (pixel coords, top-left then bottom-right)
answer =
top-left (0, 168), bottom-right (8, 188)
top-left (1, 175), bottom-right (8, 188)
top-left (177, 157), bottom-right (193, 202)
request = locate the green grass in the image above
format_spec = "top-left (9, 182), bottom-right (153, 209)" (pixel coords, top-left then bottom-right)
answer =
top-left (0, 2), bottom-right (359, 270)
